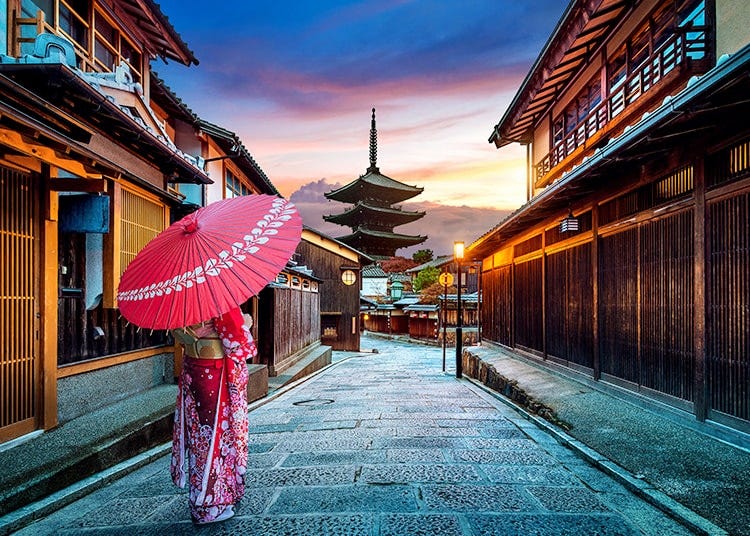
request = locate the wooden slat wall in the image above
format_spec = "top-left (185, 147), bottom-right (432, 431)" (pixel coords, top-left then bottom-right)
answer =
top-left (482, 265), bottom-right (513, 346)
top-left (598, 229), bottom-right (639, 383)
top-left (706, 192), bottom-right (750, 421)
top-left (266, 286), bottom-right (321, 367)
top-left (545, 250), bottom-right (568, 360)
top-left (545, 244), bottom-right (594, 367)
top-left (640, 210), bottom-right (694, 400)
top-left (567, 243), bottom-right (594, 368)
top-left (0, 166), bottom-right (37, 436)
top-left (294, 241), bottom-right (361, 350)
top-left (409, 318), bottom-right (437, 340)
top-left (478, 136), bottom-right (750, 426)
top-left (513, 258), bottom-right (543, 352)
top-left (57, 233), bottom-right (167, 365)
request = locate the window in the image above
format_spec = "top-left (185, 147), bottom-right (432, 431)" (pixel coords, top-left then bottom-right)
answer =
top-left (224, 168), bottom-right (253, 198)
top-left (93, 9), bottom-right (142, 81)
top-left (553, 77), bottom-right (602, 147)
top-left (14, 1), bottom-right (145, 79)
top-left (59, 0), bottom-right (88, 54)
top-left (104, 183), bottom-right (168, 307)
top-left (679, 0), bottom-right (706, 60)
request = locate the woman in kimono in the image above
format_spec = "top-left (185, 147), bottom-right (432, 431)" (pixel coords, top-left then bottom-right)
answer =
top-left (170, 307), bottom-right (257, 524)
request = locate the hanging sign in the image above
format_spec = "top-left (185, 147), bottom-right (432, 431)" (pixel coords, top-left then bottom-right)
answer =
top-left (439, 272), bottom-right (454, 286)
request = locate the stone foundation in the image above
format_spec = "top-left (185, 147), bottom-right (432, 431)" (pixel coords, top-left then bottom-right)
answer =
top-left (462, 348), bottom-right (568, 429)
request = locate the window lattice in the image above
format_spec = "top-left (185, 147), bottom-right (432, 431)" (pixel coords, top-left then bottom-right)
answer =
top-left (119, 188), bottom-right (166, 278)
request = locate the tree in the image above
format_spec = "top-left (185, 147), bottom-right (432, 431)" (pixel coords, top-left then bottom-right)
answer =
top-left (412, 249), bottom-right (433, 264)
top-left (413, 266), bottom-right (440, 292)
top-left (419, 281), bottom-right (456, 304)
top-left (380, 256), bottom-right (418, 273)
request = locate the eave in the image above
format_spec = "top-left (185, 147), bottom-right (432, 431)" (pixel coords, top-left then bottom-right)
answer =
top-left (116, 0), bottom-right (198, 66)
top-left (0, 62), bottom-right (211, 185)
top-left (325, 170), bottom-right (423, 204)
top-left (323, 201), bottom-right (425, 226)
top-left (337, 227), bottom-right (428, 248)
top-left (472, 46), bottom-right (750, 258)
top-left (0, 74), bottom-right (185, 201)
top-left (198, 119), bottom-right (279, 195)
top-left (489, 0), bottom-right (632, 147)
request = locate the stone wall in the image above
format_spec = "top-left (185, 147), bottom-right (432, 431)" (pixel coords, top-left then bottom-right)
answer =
top-left (461, 348), bottom-right (568, 430)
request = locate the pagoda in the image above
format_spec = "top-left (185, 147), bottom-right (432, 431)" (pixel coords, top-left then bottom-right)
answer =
top-left (324, 108), bottom-right (426, 259)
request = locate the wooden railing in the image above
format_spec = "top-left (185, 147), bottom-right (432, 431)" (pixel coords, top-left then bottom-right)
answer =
top-left (535, 28), bottom-right (708, 184)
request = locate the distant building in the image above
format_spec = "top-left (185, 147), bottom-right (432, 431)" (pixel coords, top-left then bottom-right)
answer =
top-left (472, 0), bottom-right (750, 434)
top-left (324, 109), bottom-right (426, 259)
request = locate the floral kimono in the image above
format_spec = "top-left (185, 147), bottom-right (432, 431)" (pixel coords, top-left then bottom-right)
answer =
top-left (170, 307), bottom-right (257, 524)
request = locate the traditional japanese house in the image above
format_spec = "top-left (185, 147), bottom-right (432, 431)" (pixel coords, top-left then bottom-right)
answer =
top-left (0, 0), bottom-right (301, 446)
top-left (257, 264), bottom-right (327, 379)
top-left (324, 109), bottom-right (427, 259)
top-left (470, 0), bottom-right (750, 433)
top-left (361, 264), bottom-right (389, 300)
top-left (294, 227), bottom-right (372, 351)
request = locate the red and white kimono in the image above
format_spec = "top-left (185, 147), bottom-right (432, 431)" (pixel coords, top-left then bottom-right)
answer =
top-left (170, 307), bottom-right (257, 523)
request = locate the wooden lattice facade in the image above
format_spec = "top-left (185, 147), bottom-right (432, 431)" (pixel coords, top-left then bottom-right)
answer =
top-left (0, 167), bottom-right (40, 441)
top-left (475, 0), bottom-right (750, 433)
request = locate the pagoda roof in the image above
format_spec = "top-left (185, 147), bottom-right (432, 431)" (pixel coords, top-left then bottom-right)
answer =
top-left (325, 169), bottom-right (423, 204)
top-left (324, 201), bottom-right (425, 227)
top-left (336, 227), bottom-right (427, 255)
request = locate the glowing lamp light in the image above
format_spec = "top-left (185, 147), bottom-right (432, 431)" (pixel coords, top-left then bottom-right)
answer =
top-left (341, 269), bottom-right (357, 285)
top-left (390, 281), bottom-right (404, 300)
top-left (560, 210), bottom-right (579, 233)
top-left (453, 241), bottom-right (465, 260)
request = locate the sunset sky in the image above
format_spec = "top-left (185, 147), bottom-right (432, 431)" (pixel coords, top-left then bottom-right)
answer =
top-left (154, 0), bottom-right (566, 255)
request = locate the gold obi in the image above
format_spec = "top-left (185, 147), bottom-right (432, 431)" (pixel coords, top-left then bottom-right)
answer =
top-left (172, 325), bottom-right (224, 359)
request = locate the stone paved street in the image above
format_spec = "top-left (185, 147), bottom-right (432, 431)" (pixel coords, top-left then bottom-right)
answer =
top-left (17, 338), bottom-right (693, 535)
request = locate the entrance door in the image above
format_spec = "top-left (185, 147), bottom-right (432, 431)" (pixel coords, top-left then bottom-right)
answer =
top-left (0, 166), bottom-right (40, 442)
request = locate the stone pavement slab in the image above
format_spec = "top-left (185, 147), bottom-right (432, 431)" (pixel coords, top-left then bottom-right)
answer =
top-left (13, 337), bottom-right (697, 535)
top-left (464, 343), bottom-right (749, 536)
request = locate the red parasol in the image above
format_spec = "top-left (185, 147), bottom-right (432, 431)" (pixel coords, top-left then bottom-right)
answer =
top-left (117, 194), bottom-right (302, 330)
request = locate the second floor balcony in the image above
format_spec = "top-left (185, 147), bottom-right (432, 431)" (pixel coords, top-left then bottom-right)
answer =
top-left (535, 24), bottom-right (710, 189)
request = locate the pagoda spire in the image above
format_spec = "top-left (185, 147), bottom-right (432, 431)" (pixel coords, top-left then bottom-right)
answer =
top-left (324, 107), bottom-right (427, 258)
top-left (368, 107), bottom-right (378, 172)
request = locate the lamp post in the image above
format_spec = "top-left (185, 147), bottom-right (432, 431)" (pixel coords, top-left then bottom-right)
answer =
top-left (389, 281), bottom-right (403, 339)
top-left (454, 241), bottom-right (464, 379)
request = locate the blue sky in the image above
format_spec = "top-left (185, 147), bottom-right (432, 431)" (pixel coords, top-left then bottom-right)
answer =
top-left (153, 0), bottom-right (566, 254)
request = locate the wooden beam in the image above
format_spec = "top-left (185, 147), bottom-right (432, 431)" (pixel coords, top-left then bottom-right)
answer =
top-left (693, 156), bottom-right (707, 421)
top-left (41, 180), bottom-right (58, 430)
top-left (591, 202), bottom-right (600, 380)
top-left (48, 178), bottom-right (107, 193)
top-left (0, 126), bottom-right (101, 179)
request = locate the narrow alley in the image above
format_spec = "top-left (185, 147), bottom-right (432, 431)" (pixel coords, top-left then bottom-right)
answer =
top-left (15, 337), bottom-right (692, 536)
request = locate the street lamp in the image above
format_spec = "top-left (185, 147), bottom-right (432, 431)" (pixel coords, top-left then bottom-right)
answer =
top-left (390, 280), bottom-right (404, 301)
top-left (454, 241), bottom-right (464, 379)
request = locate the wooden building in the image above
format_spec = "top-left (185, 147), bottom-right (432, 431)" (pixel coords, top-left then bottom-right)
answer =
top-left (294, 227), bottom-right (372, 351)
top-left (324, 109), bottom-right (426, 258)
top-left (470, 0), bottom-right (750, 434)
top-left (0, 1), bottom-right (287, 446)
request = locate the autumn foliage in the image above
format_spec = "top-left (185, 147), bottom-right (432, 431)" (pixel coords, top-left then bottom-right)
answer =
top-left (380, 256), bottom-right (418, 273)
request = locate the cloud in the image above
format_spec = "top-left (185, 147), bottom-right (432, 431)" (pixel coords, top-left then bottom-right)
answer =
top-left (290, 179), bottom-right (511, 258)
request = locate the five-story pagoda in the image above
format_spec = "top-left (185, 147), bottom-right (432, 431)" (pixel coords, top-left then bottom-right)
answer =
top-left (325, 109), bottom-right (426, 259)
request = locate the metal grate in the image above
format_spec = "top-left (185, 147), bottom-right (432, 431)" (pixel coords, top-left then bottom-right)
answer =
top-left (0, 167), bottom-right (38, 435)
